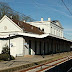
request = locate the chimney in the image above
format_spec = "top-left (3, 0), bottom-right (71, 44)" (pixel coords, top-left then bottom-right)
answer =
top-left (48, 18), bottom-right (51, 21)
top-left (18, 22), bottom-right (19, 25)
top-left (10, 16), bottom-right (12, 19)
top-left (23, 20), bottom-right (26, 22)
top-left (41, 17), bottom-right (43, 21)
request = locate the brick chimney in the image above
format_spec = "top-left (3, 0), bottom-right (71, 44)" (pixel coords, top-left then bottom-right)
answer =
top-left (41, 17), bottom-right (43, 21)
top-left (23, 20), bottom-right (26, 22)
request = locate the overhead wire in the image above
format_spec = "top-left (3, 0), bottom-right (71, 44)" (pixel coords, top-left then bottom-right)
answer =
top-left (32, 0), bottom-right (72, 39)
top-left (64, 32), bottom-right (72, 39)
top-left (61, 0), bottom-right (72, 15)
top-left (61, 0), bottom-right (72, 39)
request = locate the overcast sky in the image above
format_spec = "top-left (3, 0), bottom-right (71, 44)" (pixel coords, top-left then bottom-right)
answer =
top-left (0, 0), bottom-right (72, 39)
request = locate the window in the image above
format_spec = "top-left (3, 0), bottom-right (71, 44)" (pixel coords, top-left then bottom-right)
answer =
top-left (38, 28), bottom-right (40, 30)
top-left (31, 27), bottom-right (33, 29)
top-left (56, 30), bottom-right (58, 35)
top-left (60, 30), bottom-right (62, 37)
top-left (51, 27), bottom-right (52, 33)
top-left (54, 29), bottom-right (55, 35)
top-left (42, 28), bottom-right (44, 31)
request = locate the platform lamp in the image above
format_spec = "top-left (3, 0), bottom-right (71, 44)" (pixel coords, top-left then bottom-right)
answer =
top-left (8, 33), bottom-right (17, 60)
top-left (8, 34), bottom-right (11, 60)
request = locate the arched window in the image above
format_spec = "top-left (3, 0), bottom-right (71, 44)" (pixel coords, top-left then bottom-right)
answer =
top-left (51, 27), bottom-right (52, 34)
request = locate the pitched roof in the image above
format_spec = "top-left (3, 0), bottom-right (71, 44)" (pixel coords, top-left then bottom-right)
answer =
top-left (51, 20), bottom-right (63, 28)
top-left (12, 19), bottom-right (44, 35)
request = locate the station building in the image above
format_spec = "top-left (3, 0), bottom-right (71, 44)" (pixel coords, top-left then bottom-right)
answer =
top-left (0, 15), bottom-right (71, 57)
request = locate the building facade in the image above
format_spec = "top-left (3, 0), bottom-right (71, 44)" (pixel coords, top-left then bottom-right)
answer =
top-left (27, 18), bottom-right (63, 38)
top-left (0, 15), bottom-right (71, 57)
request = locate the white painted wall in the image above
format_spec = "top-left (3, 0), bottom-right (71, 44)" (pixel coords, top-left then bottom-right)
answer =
top-left (0, 16), bottom-right (23, 36)
top-left (0, 40), bottom-right (8, 54)
top-left (27, 20), bottom-right (63, 38)
top-left (50, 23), bottom-right (63, 37)
top-left (0, 16), bottom-right (24, 57)
top-left (11, 37), bottom-right (24, 57)
top-left (0, 37), bottom-right (24, 57)
top-left (24, 39), bottom-right (29, 55)
top-left (27, 21), bottom-right (51, 34)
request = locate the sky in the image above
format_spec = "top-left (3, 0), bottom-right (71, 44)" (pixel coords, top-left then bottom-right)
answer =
top-left (0, 0), bottom-right (72, 39)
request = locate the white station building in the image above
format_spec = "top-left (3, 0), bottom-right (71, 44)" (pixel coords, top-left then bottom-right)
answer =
top-left (0, 15), bottom-right (71, 57)
top-left (27, 18), bottom-right (63, 38)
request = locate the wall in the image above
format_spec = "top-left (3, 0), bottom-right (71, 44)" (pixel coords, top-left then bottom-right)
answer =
top-left (24, 37), bottom-right (35, 55)
top-left (50, 23), bottom-right (63, 38)
top-left (0, 16), bottom-right (22, 36)
top-left (27, 21), bottom-right (63, 38)
top-left (0, 37), bottom-right (24, 57)
top-left (0, 16), bottom-right (24, 57)
top-left (27, 21), bottom-right (51, 34)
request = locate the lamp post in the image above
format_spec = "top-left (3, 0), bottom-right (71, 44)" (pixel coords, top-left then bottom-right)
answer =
top-left (9, 34), bottom-right (11, 60)
top-left (8, 33), bottom-right (17, 60)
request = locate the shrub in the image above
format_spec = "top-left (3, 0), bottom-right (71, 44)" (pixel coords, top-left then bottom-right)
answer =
top-left (1, 43), bottom-right (15, 61)
top-left (0, 54), bottom-right (15, 61)
top-left (1, 44), bottom-right (9, 54)
top-left (10, 55), bottom-right (15, 60)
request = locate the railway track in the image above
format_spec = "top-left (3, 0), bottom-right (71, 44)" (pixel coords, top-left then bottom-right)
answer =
top-left (20, 56), bottom-right (72, 72)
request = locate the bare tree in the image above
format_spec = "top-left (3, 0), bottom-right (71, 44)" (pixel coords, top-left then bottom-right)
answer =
top-left (0, 2), bottom-right (34, 21)
top-left (0, 2), bottom-right (13, 18)
top-left (21, 15), bottom-right (34, 22)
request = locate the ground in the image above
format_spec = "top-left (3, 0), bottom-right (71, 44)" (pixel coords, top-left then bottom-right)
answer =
top-left (0, 52), bottom-right (72, 72)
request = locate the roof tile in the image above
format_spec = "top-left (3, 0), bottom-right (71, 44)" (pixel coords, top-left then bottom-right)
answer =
top-left (12, 19), bottom-right (44, 35)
